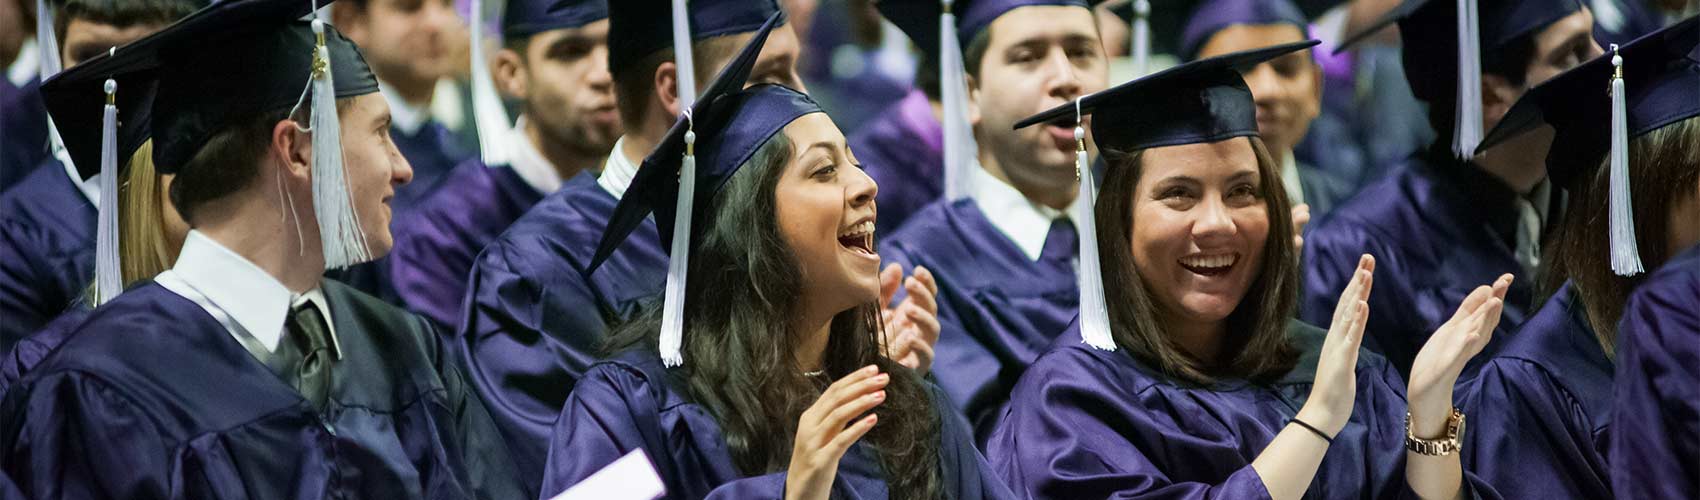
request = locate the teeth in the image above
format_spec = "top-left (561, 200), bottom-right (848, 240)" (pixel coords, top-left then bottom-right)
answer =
top-left (838, 221), bottom-right (875, 239)
top-left (1181, 254), bottom-right (1236, 269)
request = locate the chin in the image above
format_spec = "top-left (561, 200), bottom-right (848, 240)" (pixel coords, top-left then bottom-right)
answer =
top-left (1176, 294), bottom-right (1242, 323)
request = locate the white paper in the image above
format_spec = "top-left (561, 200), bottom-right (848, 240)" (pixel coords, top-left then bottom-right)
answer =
top-left (547, 449), bottom-right (666, 500)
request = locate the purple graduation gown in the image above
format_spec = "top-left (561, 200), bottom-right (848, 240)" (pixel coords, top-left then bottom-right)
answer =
top-left (0, 306), bottom-right (89, 391)
top-left (0, 280), bottom-right (529, 499)
top-left (878, 199), bottom-right (1078, 445)
top-left (1, 77), bottom-right (50, 193)
top-left (1610, 244), bottom-right (1699, 500)
top-left (851, 90), bottom-right (943, 236)
top-left (1302, 152), bottom-right (1536, 379)
top-left (392, 120), bottom-right (476, 212)
top-left (539, 349), bottom-right (1017, 500)
top-left (456, 173), bottom-right (668, 488)
top-left (388, 160), bottom-right (556, 329)
top-left (0, 159), bottom-right (95, 355)
top-left (1457, 283), bottom-right (1612, 498)
top-left (987, 320), bottom-right (1501, 500)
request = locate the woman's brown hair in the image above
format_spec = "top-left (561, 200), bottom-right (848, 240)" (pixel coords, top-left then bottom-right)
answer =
top-left (1539, 116), bottom-right (1700, 357)
top-left (1095, 136), bottom-right (1301, 385)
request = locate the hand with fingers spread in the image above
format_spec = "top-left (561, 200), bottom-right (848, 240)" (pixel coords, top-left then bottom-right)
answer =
top-left (786, 365), bottom-right (888, 500)
top-left (879, 264), bottom-right (941, 375)
top-left (1297, 253), bottom-right (1375, 437)
top-left (1408, 274), bottom-right (1513, 434)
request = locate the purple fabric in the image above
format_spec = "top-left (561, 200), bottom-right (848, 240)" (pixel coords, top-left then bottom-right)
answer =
top-left (853, 90), bottom-right (943, 237)
top-left (1301, 152), bottom-right (1536, 379)
top-left (987, 320), bottom-right (1501, 500)
top-left (1179, 0), bottom-right (1308, 60)
top-left (455, 173), bottom-right (668, 490)
top-left (0, 306), bottom-right (90, 391)
top-left (0, 159), bottom-right (96, 356)
top-left (505, 0), bottom-right (606, 38)
top-left (0, 281), bottom-right (528, 499)
top-left (388, 161), bottom-right (555, 329)
top-left (0, 77), bottom-right (50, 193)
top-left (1457, 283), bottom-right (1613, 498)
top-left (393, 120), bottom-right (476, 213)
top-left (878, 199), bottom-right (1078, 445)
top-left (1610, 244), bottom-right (1700, 500)
top-left (539, 349), bottom-right (1016, 500)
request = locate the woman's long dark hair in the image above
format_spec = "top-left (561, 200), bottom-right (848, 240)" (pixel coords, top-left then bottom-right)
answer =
top-left (604, 132), bottom-right (942, 498)
top-left (1539, 116), bottom-right (1700, 357)
top-left (1095, 136), bottom-right (1301, 385)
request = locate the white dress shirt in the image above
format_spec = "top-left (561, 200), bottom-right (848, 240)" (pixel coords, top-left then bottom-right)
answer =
top-left (1281, 150), bottom-right (1306, 208)
top-left (155, 231), bottom-right (341, 363)
top-left (968, 161), bottom-right (1078, 262)
top-left (504, 115), bottom-right (567, 194)
top-left (597, 135), bottom-right (640, 200)
top-left (380, 82), bottom-right (430, 136)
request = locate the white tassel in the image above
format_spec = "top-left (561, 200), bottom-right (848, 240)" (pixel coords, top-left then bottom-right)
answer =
top-left (659, 123), bottom-right (696, 367)
top-left (1607, 45), bottom-right (1642, 276)
top-left (37, 0), bottom-right (66, 158)
top-left (670, 0), bottom-right (697, 110)
top-left (469, 0), bottom-right (513, 166)
top-left (939, 1), bottom-right (978, 201)
top-left (1130, 0), bottom-right (1150, 77)
top-left (93, 78), bottom-right (121, 305)
top-left (1072, 102), bottom-right (1114, 351)
top-left (309, 18), bottom-right (372, 269)
top-left (1454, 0), bottom-right (1483, 158)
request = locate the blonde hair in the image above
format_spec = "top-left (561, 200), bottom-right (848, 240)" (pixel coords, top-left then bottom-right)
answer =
top-left (84, 141), bottom-right (180, 305)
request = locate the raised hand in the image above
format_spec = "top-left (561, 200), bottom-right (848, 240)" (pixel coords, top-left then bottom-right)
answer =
top-left (1408, 274), bottom-right (1512, 435)
top-left (786, 365), bottom-right (888, 500)
top-left (1298, 254), bottom-right (1375, 436)
top-left (880, 264), bottom-right (940, 375)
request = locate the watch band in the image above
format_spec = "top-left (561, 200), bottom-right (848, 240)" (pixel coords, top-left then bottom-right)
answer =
top-left (1404, 408), bottom-right (1466, 456)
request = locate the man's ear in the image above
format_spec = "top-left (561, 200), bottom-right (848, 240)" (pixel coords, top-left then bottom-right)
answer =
top-left (271, 118), bottom-right (313, 182)
top-left (1480, 73), bottom-right (1522, 130)
top-left (965, 73), bottom-right (983, 128)
top-left (493, 48), bottom-right (527, 100)
top-left (654, 61), bottom-right (682, 118)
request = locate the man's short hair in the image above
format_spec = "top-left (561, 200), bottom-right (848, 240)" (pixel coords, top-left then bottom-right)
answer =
top-left (54, 0), bottom-right (203, 41)
top-left (611, 34), bottom-right (743, 129)
top-left (169, 98), bottom-right (352, 223)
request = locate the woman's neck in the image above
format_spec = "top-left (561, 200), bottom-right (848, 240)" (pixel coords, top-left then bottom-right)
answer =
top-left (1167, 314), bottom-right (1228, 367)
top-left (792, 313), bottom-right (833, 374)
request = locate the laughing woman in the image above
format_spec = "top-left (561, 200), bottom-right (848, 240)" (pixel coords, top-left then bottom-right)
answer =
top-left (986, 42), bottom-right (1509, 500)
top-left (536, 17), bottom-right (1006, 500)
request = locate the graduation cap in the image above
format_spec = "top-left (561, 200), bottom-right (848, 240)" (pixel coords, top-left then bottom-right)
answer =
top-left (466, 0), bottom-right (608, 166)
top-left (1178, 0), bottom-right (1309, 61)
top-left (1476, 17), bottom-right (1698, 276)
top-left (1335, 0), bottom-right (1583, 159)
top-left (877, 0), bottom-right (1090, 204)
top-left (606, 0), bottom-right (782, 84)
top-left (588, 12), bottom-right (817, 367)
top-left (1014, 39), bottom-right (1319, 351)
top-left (43, 0), bottom-right (382, 275)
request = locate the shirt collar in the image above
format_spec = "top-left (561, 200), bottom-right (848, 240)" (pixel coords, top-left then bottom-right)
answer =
top-left (504, 115), bottom-right (565, 194)
top-left (163, 231), bottom-right (338, 356)
top-left (7, 38), bottom-right (38, 87)
top-left (56, 147), bottom-right (100, 205)
top-left (380, 81), bottom-right (430, 136)
top-left (968, 161), bottom-right (1075, 261)
top-left (597, 135), bottom-right (639, 200)
top-left (1281, 150), bottom-right (1305, 207)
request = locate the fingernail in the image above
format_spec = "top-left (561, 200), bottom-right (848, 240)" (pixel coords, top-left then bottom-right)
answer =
top-left (871, 391), bottom-right (885, 401)
top-left (876, 374), bottom-right (889, 383)
top-left (861, 365), bottom-right (878, 374)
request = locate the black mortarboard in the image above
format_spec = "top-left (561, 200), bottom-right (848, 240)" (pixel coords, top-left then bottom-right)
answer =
top-left (44, 0), bottom-right (378, 172)
top-left (1336, 0), bottom-right (1584, 157)
top-left (877, 0), bottom-right (1090, 64)
top-left (589, 13), bottom-right (820, 366)
top-left (1179, 0), bottom-right (1309, 61)
top-left (1017, 39), bottom-right (1321, 152)
top-left (507, 0), bottom-right (606, 39)
top-left (1013, 39), bottom-right (1318, 351)
top-left (1477, 16), bottom-right (1697, 276)
top-left (605, 0), bottom-right (782, 78)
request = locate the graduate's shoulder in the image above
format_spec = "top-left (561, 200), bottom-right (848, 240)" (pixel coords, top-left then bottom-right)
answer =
top-left (1308, 159), bottom-right (1452, 245)
top-left (483, 175), bottom-right (618, 271)
top-left (575, 349), bottom-right (693, 412)
top-left (0, 159), bottom-right (95, 244)
top-left (321, 279), bottom-right (441, 352)
top-left (880, 199), bottom-right (984, 260)
top-left (1021, 324), bottom-right (1163, 396)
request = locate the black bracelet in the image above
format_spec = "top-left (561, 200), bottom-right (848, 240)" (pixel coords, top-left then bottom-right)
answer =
top-left (1290, 418), bottom-right (1334, 444)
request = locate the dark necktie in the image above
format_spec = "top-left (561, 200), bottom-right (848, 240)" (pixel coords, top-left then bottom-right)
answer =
top-left (278, 302), bottom-right (336, 411)
top-left (1040, 218), bottom-right (1078, 263)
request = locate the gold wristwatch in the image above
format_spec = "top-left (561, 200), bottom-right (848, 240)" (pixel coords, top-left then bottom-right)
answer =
top-left (1404, 408), bottom-right (1466, 456)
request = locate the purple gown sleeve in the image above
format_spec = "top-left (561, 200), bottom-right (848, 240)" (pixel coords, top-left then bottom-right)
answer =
top-left (1460, 358), bottom-right (1609, 496)
top-left (1610, 263), bottom-right (1699, 500)
top-left (1, 372), bottom-right (173, 499)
